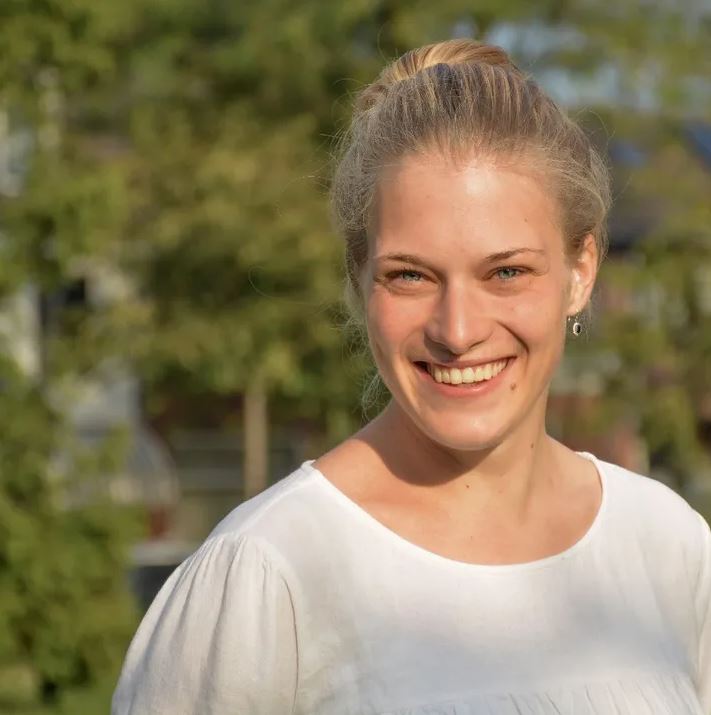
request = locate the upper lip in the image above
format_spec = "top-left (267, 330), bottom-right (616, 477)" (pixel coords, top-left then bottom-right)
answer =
top-left (419, 357), bottom-right (513, 370)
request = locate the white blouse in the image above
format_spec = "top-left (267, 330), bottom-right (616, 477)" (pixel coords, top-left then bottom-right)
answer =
top-left (112, 452), bottom-right (711, 714)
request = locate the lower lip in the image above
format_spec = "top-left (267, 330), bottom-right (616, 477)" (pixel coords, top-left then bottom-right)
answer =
top-left (414, 358), bottom-right (515, 398)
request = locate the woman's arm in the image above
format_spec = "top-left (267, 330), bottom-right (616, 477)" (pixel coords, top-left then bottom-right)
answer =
top-left (112, 533), bottom-right (298, 714)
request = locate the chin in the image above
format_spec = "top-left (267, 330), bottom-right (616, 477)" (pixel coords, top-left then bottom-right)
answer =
top-left (417, 419), bottom-right (509, 454)
top-left (392, 398), bottom-right (512, 454)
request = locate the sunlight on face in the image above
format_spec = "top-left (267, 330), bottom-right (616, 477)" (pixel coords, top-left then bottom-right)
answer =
top-left (364, 152), bottom-right (593, 452)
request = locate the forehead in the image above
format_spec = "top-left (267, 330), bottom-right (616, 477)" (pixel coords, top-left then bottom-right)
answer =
top-left (372, 152), bottom-right (563, 259)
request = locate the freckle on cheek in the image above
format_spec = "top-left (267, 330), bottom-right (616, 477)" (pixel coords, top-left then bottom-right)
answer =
top-left (509, 382), bottom-right (517, 391)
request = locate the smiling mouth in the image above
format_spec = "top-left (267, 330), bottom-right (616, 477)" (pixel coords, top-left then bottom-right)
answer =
top-left (414, 358), bottom-right (511, 385)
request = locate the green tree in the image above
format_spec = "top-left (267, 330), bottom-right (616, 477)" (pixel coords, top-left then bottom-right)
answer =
top-left (0, 0), bottom-right (141, 707)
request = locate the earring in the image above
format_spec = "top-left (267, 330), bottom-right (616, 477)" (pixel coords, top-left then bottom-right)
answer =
top-left (568, 314), bottom-right (583, 336)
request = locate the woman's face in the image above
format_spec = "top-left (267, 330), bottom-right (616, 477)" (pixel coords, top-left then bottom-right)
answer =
top-left (363, 152), bottom-right (597, 452)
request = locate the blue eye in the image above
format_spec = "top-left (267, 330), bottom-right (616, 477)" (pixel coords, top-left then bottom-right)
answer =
top-left (495, 267), bottom-right (524, 281)
top-left (399, 270), bottom-right (423, 281)
top-left (388, 269), bottom-right (424, 282)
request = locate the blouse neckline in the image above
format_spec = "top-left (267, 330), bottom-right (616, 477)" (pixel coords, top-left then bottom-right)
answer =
top-left (300, 450), bottom-right (608, 574)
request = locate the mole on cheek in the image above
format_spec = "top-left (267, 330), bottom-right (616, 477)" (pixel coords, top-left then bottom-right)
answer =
top-left (509, 382), bottom-right (517, 390)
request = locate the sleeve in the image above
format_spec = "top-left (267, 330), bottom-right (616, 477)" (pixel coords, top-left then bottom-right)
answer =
top-left (694, 511), bottom-right (711, 713)
top-left (112, 534), bottom-right (299, 715)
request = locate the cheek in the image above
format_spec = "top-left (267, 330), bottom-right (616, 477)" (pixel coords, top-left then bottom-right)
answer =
top-left (505, 295), bottom-right (567, 358)
top-left (366, 293), bottom-right (427, 352)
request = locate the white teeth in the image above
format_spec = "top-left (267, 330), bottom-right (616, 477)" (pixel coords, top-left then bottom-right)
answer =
top-left (427, 359), bottom-right (508, 385)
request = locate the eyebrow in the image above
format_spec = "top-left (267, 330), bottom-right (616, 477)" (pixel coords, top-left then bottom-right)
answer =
top-left (484, 248), bottom-right (547, 262)
top-left (375, 248), bottom-right (546, 266)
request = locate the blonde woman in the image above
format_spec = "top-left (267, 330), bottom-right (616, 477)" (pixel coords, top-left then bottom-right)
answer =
top-left (113, 40), bottom-right (711, 714)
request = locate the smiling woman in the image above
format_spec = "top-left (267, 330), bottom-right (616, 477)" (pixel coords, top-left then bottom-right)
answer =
top-left (362, 155), bottom-right (589, 452)
top-left (113, 40), bottom-right (711, 715)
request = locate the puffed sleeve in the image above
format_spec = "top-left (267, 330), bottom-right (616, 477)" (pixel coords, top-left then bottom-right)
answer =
top-left (112, 534), bottom-right (299, 714)
top-left (695, 511), bottom-right (711, 713)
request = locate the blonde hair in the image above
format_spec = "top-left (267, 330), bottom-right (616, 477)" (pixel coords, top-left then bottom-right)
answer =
top-left (330, 39), bottom-right (612, 320)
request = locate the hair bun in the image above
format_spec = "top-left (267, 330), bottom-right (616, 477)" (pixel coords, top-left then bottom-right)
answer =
top-left (356, 39), bottom-right (520, 113)
top-left (398, 39), bottom-right (517, 76)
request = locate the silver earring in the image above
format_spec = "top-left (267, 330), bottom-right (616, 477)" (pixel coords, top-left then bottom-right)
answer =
top-left (568, 314), bottom-right (583, 336)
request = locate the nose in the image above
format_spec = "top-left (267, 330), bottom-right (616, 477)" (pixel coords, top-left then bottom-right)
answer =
top-left (424, 282), bottom-right (494, 356)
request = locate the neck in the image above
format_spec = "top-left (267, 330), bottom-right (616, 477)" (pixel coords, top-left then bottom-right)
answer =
top-left (357, 400), bottom-right (563, 519)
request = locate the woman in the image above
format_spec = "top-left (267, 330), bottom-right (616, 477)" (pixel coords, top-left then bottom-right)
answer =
top-left (113, 39), bottom-right (711, 714)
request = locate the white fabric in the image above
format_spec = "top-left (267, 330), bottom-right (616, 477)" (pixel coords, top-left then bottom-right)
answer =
top-left (112, 452), bottom-right (711, 714)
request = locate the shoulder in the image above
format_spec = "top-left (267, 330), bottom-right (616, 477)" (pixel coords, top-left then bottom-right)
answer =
top-left (137, 470), bottom-right (319, 626)
top-left (596, 455), bottom-right (709, 574)
top-left (599, 456), bottom-right (697, 520)
top-left (187, 460), bottom-right (341, 580)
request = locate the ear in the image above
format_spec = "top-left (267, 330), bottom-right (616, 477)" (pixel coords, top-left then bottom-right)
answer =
top-left (566, 234), bottom-right (598, 315)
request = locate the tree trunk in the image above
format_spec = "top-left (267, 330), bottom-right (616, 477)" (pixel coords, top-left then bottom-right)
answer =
top-left (243, 376), bottom-right (268, 500)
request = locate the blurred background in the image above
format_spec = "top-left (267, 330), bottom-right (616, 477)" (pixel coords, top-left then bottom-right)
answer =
top-left (0, 0), bottom-right (709, 711)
